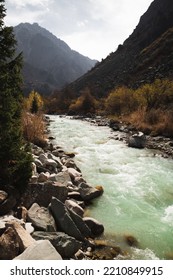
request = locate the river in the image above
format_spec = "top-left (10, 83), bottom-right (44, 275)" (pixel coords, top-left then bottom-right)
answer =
top-left (49, 115), bottom-right (173, 260)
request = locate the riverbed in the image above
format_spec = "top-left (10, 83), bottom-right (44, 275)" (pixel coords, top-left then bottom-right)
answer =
top-left (49, 115), bottom-right (173, 260)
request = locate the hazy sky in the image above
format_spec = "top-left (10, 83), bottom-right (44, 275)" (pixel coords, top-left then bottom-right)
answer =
top-left (5, 0), bottom-right (154, 60)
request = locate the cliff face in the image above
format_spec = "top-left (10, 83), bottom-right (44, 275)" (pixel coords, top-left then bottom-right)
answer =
top-left (65, 0), bottom-right (173, 97)
top-left (14, 23), bottom-right (97, 95)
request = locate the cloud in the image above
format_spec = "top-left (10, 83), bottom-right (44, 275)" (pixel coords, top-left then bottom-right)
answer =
top-left (5, 0), bottom-right (154, 60)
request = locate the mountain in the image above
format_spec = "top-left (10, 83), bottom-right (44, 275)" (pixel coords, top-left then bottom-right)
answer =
top-left (65, 0), bottom-right (173, 97)
top-left (14, 23), bottom-right (97, 95)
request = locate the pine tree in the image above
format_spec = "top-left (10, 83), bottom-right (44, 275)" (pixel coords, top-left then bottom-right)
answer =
top-left (0, 0), bottom-right (32, 191)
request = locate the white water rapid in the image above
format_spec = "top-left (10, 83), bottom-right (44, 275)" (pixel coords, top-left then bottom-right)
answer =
top-left (49, 115), bottom-right (173, 260)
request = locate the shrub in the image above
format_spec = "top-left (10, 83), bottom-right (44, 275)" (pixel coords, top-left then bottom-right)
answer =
top-left (22, 111), bottom-right (47, 147)
top-left (105, 86), bottom-right (139, 116)
top-left (69, 88), bottom-right (97, 115)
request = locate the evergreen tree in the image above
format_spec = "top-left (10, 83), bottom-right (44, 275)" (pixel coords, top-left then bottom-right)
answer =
top-left (0, 0), bottom-right (32, 191)
top-left (30, 92), bottom-right (39, 114)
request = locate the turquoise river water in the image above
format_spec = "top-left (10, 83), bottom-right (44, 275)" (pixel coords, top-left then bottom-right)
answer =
top-left (49, 115), bottom-right (173, 260)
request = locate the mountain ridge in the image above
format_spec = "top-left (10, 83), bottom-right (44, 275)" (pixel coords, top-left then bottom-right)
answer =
top-left (64, 0), bottom-right (173, 97)
top-left (14, 22), bottom-right (97, 95)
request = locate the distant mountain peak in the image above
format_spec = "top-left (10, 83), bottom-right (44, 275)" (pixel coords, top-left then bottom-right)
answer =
top-left (14, 22), bottom-right (97, 95)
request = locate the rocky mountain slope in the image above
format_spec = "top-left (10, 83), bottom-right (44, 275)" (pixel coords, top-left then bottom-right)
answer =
top-left (65, 0), bottom-right (173, 97)
top-left (14, 23), bottom-right (97, 95)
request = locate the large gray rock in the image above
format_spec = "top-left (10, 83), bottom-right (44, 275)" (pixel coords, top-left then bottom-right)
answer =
top-left (37, 172), bottom-right (50, 183)
top-left (49, 171), bottom-right (72, 187)
top-left (14, 240), bottom-right (62, 260)
top-left (128, 132), bottom-right (146, 149)
top-left (47, 153), bottom-right (63, 168)
top-left (83, 217), bottom-right (104, 236)
top-left (0, 227), bottom-right (19, 260)
top-left (68, 168), bottom-right (82, 179)
top-left (27, 203), bottom-right (56, 231)
top-left (38, 153), bottom-right (48, 164)
top-left (65, 200), bottom-right (84, 217)
top-left (6, 221), bottom-right (35, 252)
top-left (68, 208), bottom-right (92, 238)
top-left (44, 158), bottom-right (57, 172)
top-left (78, 182), bottom-right (104, 201)
top-left (21, 182), bottom-right (68, 208)
top-left (32, 231), bottom-right (82, 258)
top-left (50, 197), bottom-right (84, 241)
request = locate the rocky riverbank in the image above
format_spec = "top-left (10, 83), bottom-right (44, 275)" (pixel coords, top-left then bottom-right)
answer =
top-left (1, 116), bottom-right (133, 260)
top-left (0, 138), bottom-right (107, 260)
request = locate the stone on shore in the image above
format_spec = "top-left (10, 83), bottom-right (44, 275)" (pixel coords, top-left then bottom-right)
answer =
top-left (21, 182), bottom-right (68, 208)
top-left (50, 197), bottom-right (84, 241)
top-left (68, 208), bottom-right (92, 238)
top-left (37, 172), bottom-right (50, 183)
top-left (49, 170), bottom-right (71, 187)
top-left (27, 203), bottom-right (56, 231)
top-left (78, 182), bottom-right (104, 201)
top-left (68, 168), bottom-right (82, 180)
top-left (128, 132), bottom-right (146, 149)
top-left (0, 227), bottom-right (19, 260)
top-left (83, 217), bottom-right (104, 236)
top-left (14, 240), bottom-right (62, 260)
top-left (6, 221), bottom-right (35, 251)
top-left (32, 231), bottom-right (82, 258)
top-left (65, 199), bottom-right (84, 217)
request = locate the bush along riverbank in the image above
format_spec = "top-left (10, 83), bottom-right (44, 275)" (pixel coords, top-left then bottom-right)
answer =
top-left (0, 116), bottom-right (131, 260)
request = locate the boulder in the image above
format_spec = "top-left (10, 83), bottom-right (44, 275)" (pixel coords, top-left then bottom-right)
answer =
top-left (49, 170), bottom-right (72, 187)
top-left (0, 190), bottom-right (8, 204)
top-left (83, 217), bottom-right (104, 236)
top-left (65, 200), bottom-right (84, 217)
top-left (44, 158), bottom-right (57, 171)
top-left (73, 176), bottom-right (86, 186)
top-left (52, 148), bottom-right (65, 157)
top-left (78, 182), bottom-right (104, 201)
top-left (68, 208), bottom-right (92, 238)
top-left (32, 231), bottom-right (82, 258)
top-left (0, 227), bottom-right (19, 260)
top-left (31, 144), bottom-right (44, 156)
top-left (38, 153), bottom-right (48, 164)
top-left (14, 240), bottom-right (62, 260)
top-left (21, 182), bottom-right (68, 208)
top-left (128, 132), bottom-right (146, 149)
top-left (34, 158), bottom-right (43, 167)
top-left (50, 197), bottom-right (84, 241)
top-left (125, 235), bottom-right (138, 247)
top-left (47, 153), bottom-right (63, 168)
top-left (37, 172), bottom-right (50, 183)
top-left (68, 168), bottom-right (82, 180)
top-left (6, 221), bottom-right (35, 252)
top-left (27, 203), bottom-right (56, 231)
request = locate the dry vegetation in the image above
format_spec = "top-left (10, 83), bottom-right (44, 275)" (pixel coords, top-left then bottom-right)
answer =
top-left (22, 91), bottom-right (47, 147)
top-left (45, 78), bottom-right (173, 138)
